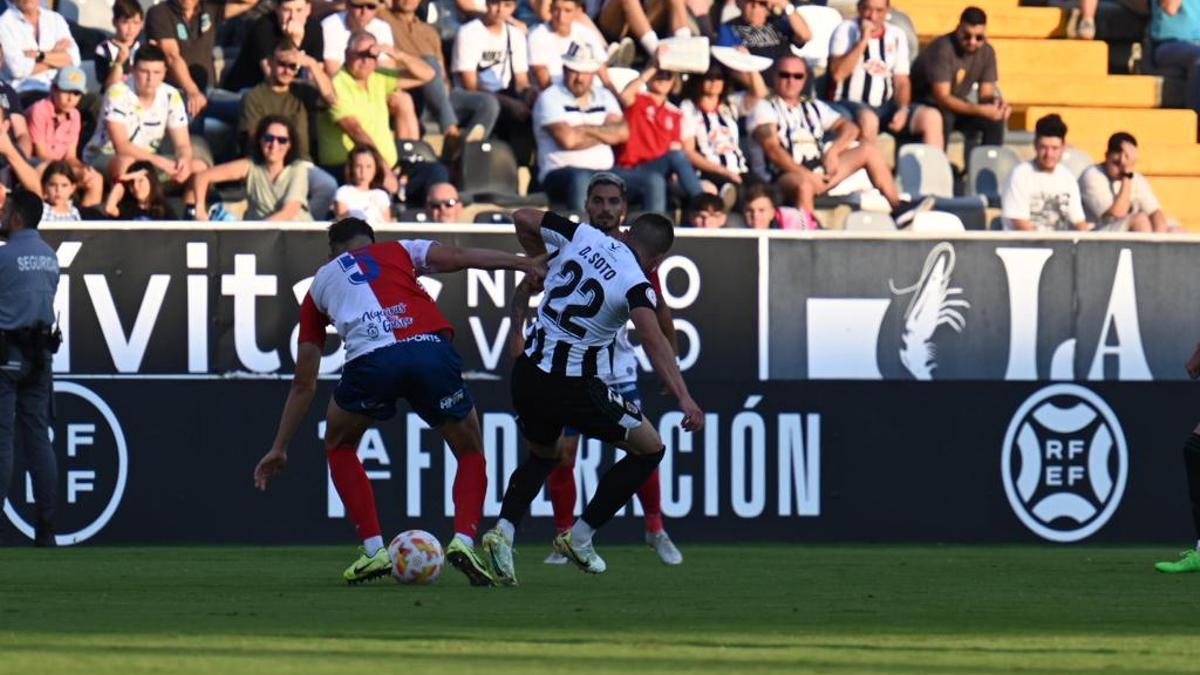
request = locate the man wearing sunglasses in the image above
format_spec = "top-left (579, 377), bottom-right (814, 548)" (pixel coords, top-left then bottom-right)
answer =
top-left (424, 182), bottom-right (465, 223)
top-left (223, 0), bottom-right (325, 92)
top-left (911, 6), bottom-right (1009, 150)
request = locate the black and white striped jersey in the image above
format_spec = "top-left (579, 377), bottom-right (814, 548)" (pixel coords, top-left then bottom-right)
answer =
top-left (828, 20), bottom-right (910, 109)
top-left (524, 214), bottom-right (656, 378)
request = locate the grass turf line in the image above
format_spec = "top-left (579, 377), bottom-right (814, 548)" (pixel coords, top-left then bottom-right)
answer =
top-left (0, 545), bottom-right (1196, 673)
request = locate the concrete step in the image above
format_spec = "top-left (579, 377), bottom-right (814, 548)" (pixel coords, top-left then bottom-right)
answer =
top-left (904, 3), bottom-right (1067, 38)
top-left (987, 38), bottom-right (1109, 76)
top-left (1010, 106), bottom-right (1198, 145)
top-left (1145, 176), bottom-right (1200, 218)
top-left (1000, 73), bottom-right (1163, 108)
top-left (1058, 141), bottom-right (1200, 176)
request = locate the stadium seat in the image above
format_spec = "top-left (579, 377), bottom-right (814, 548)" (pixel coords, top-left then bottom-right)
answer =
top-left (725, 211), bottom-right (747, 228)
top-left (1060, 146), bottom-right (1095, 179)
top-left (887, 8), bottom-right (920, 64)
top-left (398, 208), bottom-right (430, 223)
top-left (791, 5), bottom-right (844, 69)
top-left (930, 195), bottom-right (988, 231)
top-left (967, 145), bottom-right (1021, 207)
top-left (896, 143), bottom-right (955, 198)
top-left (58, 0), bottom-right (113, 33)
top-left (843, 211), bottom-right (896, 231)
top-left (910, 210), bottom-right (966, 232)
top-left (473, 210), bottom-right (514, 224)
top-left (459, 139), bottom-right (549, 207)
top-left (397, 140), bottom-right (440, 165)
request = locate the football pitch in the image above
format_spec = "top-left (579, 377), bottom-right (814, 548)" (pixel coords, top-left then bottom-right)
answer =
top-left (1, 544), bottom-right (1195, 674)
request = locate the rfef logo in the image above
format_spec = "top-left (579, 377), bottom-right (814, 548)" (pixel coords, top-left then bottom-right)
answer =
top-left (3, 382), bottom-right (128, 545)
top-left (1001, 384), bottom-right (1127, 542)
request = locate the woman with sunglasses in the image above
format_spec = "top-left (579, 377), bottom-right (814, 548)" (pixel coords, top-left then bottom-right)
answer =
top-left (679, 60), bottom-right (767, 207)
top-left (192, 114), bottom-right (312, 221)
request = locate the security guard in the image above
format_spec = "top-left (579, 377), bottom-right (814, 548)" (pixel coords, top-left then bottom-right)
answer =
top-left (0, 189), bottom-right (61, 547)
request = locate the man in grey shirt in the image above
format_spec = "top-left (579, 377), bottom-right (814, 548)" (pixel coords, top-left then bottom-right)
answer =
top-left (0, 188), bottom-right (60, 547)
top-left (1079, 131), bottom-right (1171, 232)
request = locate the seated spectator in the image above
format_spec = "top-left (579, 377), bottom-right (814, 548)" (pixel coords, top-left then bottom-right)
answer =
top-left (828, 0), bottom-right (943, 148)
top-left (1075, 0), bottom-right (1098, 40)
top-left (0, 133), bottom-right (103, 221)
top-left (715, 0), bottom-right (811, 73)
top-left (83, 45), bottom-right (209, 192)
top-left (94, 0), bottom-right (144, 92)
top-left (532, 43), bottom-right (632, 211)
top-left (742, 183), bottom-right (817, 229)
top-left (321, 0), bottom-right (398, 75)
top-left (0, 82), bottom-right (33, 159)
top-left (1150, 0), bottom-right (1200, 118)
top-left (614, 49), bottom-right (703, 213)
top-left (334, 144), bottom-right (394, 222)
top-left (596, 0), bottom-right (697, 58)
top-left (1001, 114), bottom-right (1088, 231)
top-left (680, 61), bottom-right (767, 206)
top-left (425, 182), bottom-right (466, 223)
top-left (317, 31), bottom-right (447, 206)
top-left (223, 0), bottom-right (324, 92)
top-left (748, 55), bottom-right (929, 224)
top-left (1080, 131), bottom-right (1171, 232)
top-left (102, 161), bottom-right (179, 220)
top-left (453, 0), bottom-right (535, 164)
top-left (529, 0), bottom-right (609, 90)
top-left (145, 0), bottom-right (256, 119)
top-left (25, 66), bottom-right (103, 205)
top-left (380, 0), bottom-right (499, 151)
top-left (687, 192), bottom-right (730, 228)
top-left (193, 115), bottom-right (312, 221)
top-left (911, 6), bottom-right (1009, 150)
top-left (239, 40), bottom-right (339, 219)
top-left (0, 0), bottom-right (81, 101)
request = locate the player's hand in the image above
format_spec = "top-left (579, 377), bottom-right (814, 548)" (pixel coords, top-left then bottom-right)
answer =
top-left (254, 448), bottom-right (288, 491)
top-left (522, 253), bottom-right (549, 291)
top-left (1186, 343), bottom-right (1200, 379)
top-left (679, 397), bottom-right (704, 432)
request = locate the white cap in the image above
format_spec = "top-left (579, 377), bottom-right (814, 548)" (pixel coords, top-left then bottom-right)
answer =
top-left (562, 41), bottom-right (603, 74)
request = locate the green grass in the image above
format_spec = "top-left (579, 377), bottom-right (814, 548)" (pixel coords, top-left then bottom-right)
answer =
top-left (1, 545), bottom-right (1197, 673)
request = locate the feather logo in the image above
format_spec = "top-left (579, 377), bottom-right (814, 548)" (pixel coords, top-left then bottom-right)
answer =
top-left (888, 243), bottom-right (970, 380)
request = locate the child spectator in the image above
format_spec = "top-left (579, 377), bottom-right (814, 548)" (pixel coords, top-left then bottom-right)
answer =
top-left (680, 61), bottom-right (767, 208)
top-left (742, 183), bottom-right (818, 229)
top-left (94, 0), bottom-right (144, 91)
top-left (102, 161), bottom-right (179, 220)
top-left (25, 66), bottom-right (104, 206)
top-left (334, 144), bottom-right (394, 223)
top-left (686, 192), bottom-right (730, 228)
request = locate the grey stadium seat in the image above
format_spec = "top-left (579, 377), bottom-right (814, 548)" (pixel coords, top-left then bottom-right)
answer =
top-left (967, 145), bottom-right (1021, 206)
top-left (1060, 146), bottom-right (1095, 179)
top-left (843, 211), bottom-right (897, 231)
top-left (896, 143), bottom-right (955, 198)
top-left (459, 140), bottom-right (549, 207)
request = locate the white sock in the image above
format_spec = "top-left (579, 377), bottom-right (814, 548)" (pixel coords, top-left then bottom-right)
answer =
top-left (496, 518), bottom-right (516, 542)
top-left (639, 31), bottom-right (659, 56)
top-left (454, 533), bottom-right (474, 548)
top-left (1195, 539), bottom-right (1200, 551)
top-left (570, 519), bottom-right (596, 547)
top-left (673, 27), bottom-right (692, 38)
top-left (364, 535), bottom-right (384, 557)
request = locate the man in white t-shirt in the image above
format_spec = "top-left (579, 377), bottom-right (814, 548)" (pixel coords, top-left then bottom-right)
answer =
top-left (1002, 114), bottom-right (1088, 231)
top-left (529, 0), bottom-right (609, 90)
top-left (1079, 131), bottom-right (1170, 232)
top-left (827, 0), bottom-right (942, 148)
top-left (453, 0), bottom-right (535, 163)
top-left (749, 54), bottom-right (931, 224)
top-left (322, 0), bottom-right (397, 75)
top-left (532, 42), bottom-right (628, 211)
top-left (82, 45), bottom-right (208, 190)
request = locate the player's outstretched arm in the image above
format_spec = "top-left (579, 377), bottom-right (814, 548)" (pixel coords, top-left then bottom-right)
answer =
top-left (508, 278), bottom-right (534, 358)
top-left (1187, 342), bottom-right (1200, 380)
top-left (631, 306), bottom-right (704, 432)
top-left (255, 342), bottom-right (322, 491)
top-left (425, 245), bottom-right (547, 287)
top-left (513, 208), bottom-right (550, 257)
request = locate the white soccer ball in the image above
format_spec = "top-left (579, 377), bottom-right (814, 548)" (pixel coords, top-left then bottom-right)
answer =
top-left (388, 530), bottom-right (444, 584)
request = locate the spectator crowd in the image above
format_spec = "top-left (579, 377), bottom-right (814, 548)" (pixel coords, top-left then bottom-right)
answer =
top-left (0, 0), bottom-right (1183, 232)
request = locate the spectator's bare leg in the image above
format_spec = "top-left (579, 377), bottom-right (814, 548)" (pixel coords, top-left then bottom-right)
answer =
top-left (388, 91), bottom-right (420, 141)
top-left (778, 170), bottom-right (817, 213)
top-left (823, 144), bottom-right (902, 208)
top-left (913, 106), bottom-right (944, 149)
top-left (1151, 209), bottom-right (1171, 232)
top-left (1128, 212), bottom-right (1152, 232)
top-left (857, 108), bottom-right (880, 144)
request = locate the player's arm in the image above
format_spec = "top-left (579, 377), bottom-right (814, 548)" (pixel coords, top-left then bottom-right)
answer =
top-left (254, 341), bottom-right (322, 491)
top-left (630, 304), bottom-right (703, 432)
top-left (424, 244), bottom-right (547, 286)
top-left (508, 277), bottom-right (534, 357)
top-left (514, 208), bottom-right (576, 258)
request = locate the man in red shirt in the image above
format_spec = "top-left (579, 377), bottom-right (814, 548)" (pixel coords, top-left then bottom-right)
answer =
top-left (253, 217), bottom-right (546, 586)
top-left (612, 48), bottom-right (703, 213)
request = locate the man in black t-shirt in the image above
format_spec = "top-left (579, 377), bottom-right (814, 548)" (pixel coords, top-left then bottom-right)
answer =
top-left (223, 0), bottom-right (325, 92)
top-left (145, 0), bottom-right (256, 118)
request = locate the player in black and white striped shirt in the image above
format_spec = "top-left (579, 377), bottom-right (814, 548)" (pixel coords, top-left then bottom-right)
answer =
top-left (480, 208), bottom-right (704, 584)
top-left (827, 0), bottom-right (943, 148)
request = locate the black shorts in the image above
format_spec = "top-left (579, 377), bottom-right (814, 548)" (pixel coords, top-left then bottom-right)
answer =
top-left (510, 355), bottom-right (644, 447)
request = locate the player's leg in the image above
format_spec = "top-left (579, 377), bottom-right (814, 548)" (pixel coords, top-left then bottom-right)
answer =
top-left (435, 408), bottom-right (496, 587)
top-left (544, 433), bottom-right (580, 564)
top-left (1155, 428), bottom-right (1200, 573)
top-left (617, 383), bottom-right (682, 564)
top-left (324, 398), bottom-right (391, 583)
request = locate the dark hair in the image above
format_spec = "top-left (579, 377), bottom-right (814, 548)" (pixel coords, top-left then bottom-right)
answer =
top-left (627, 212), bottom-right (675, 257)
top-left (687, 193), bottom-right (726, 215)
top-left (1106, 131), bottom-right (1137, 154)
top-left (273, 38), bottom-right (301, 55)
top-left (1034, 113), bottom-right (1068, 140)
top-left (120, 160), bottom-right (170, 219)
top-left (252, 114), bottom-right (300, 165)
top-left (586, 172), bottom-right (626, 199)
top-left (9, 188), bottom-right (44, 230)
top-left (345, 144), bottom-right (388, 189)
top-left (41, 160), bottom-right (78, 191)
top-left (960, 7), bottom-right (987, 26)
top-left (134, 43), bottom-right (166, 65)
top-left (742, 183), bottom-right (778, 208)
top-left (112, 0), bottom-right (143, 21)
top-left (682, 64), bottom-right (728, 104)
top-left (328, 217), bottom-right (376, 247)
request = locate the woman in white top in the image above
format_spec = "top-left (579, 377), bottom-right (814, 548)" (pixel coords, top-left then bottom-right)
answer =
top-left (679, 62), bottom-right (768, 205)
top-left (334, 144), bottom-right (394, 224)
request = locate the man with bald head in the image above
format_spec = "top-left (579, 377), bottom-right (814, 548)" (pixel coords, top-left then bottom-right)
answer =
top-left (425, 183), bottom-right (464, 223)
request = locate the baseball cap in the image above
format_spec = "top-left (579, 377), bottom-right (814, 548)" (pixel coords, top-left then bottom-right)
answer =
top-left (54, 66), bottom-right (88, 94)
top-left (562, 41), bottom-right (603, 74)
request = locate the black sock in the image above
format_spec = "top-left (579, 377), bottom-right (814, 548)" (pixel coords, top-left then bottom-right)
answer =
top-left (582, 448), bottom-right (666, 530)
top-left (1184, 434), bottom-right (1200, 540)
top-left (498, 454), bottom-right (558, 527)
